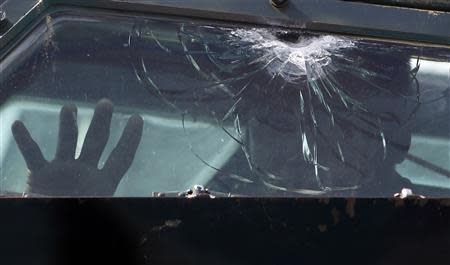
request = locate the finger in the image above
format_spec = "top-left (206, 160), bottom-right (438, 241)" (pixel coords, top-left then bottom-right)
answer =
top-left (78, 99), bottom-right (113, 166)
top-left (103, 114), bottom-right (143, 184)
top-left (55, 104), bottom-right (78, 161)
top-left (11, 121), bottom-right (47, 171)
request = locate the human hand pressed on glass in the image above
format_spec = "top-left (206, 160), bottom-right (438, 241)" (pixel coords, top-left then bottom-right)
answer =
top-left (11, 99), bottom-right (143, 196)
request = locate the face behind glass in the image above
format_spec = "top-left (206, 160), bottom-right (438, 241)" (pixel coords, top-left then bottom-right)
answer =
top-left (245, 53), bottom-right (415, 196)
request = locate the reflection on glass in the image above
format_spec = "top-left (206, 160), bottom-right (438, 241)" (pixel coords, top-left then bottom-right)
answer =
top-left (0, 9), bottom-right (449, 197)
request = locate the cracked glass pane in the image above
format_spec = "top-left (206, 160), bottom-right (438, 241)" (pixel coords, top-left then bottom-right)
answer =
top-left (0, 9), bottom-right (449, 197)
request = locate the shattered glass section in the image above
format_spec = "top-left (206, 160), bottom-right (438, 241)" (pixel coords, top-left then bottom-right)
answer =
top-left (0, 10), bottom-right (449, 197)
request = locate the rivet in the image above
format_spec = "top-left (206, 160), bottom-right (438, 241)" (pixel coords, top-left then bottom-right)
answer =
top-left (0, 10), bottom-right (12, 34)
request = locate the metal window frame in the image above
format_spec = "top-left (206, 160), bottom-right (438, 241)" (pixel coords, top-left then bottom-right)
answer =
top-left (345, 0), bottom-right (450, 12)
top-left (1, 0), bottom-right (450, 56)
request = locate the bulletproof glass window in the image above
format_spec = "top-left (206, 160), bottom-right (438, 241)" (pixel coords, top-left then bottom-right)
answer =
top-left (0, 9), bottom-right (449, 197)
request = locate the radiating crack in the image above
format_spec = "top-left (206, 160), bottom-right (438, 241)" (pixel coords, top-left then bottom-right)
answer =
top-left (127, 19), bottom-right (443, 195)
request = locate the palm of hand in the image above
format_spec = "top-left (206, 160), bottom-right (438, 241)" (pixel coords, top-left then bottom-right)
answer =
top-left (11, 99), bottom-right (143, 196)
top-left (26, 160), bottom-right (107, 196)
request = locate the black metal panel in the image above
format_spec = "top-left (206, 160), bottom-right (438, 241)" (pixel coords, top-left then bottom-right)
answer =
top-left (0, 198), bottom-right (448, 264)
